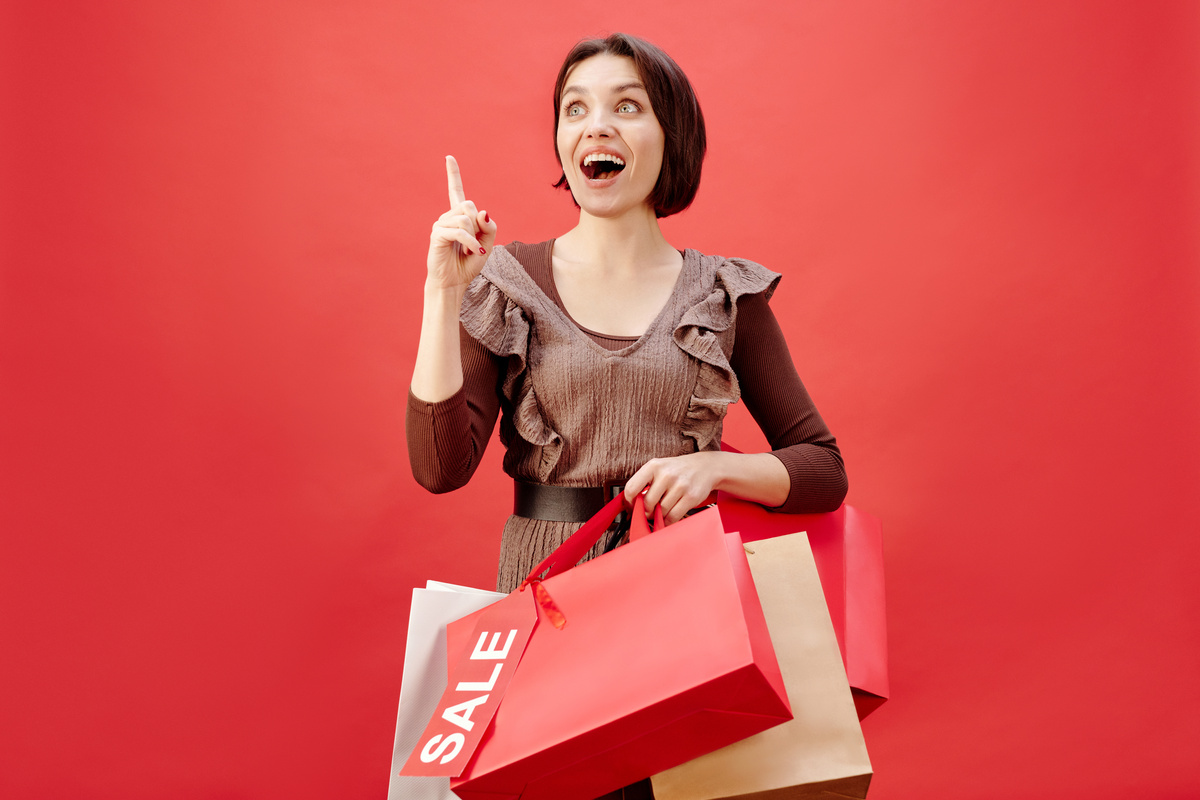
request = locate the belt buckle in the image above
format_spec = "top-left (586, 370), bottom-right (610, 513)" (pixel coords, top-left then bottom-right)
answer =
top-left (600, 479), bottom-right (629, 553)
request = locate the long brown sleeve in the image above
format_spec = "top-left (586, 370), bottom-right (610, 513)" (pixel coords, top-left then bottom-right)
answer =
top-left (731, 291), bottom-right (848, 513)
top-left (405, 323), bottom-right (503, 493)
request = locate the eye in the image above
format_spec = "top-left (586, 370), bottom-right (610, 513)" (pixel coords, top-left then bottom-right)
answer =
top-left (617, 101), bottom-right (640, 113)
top-left (564, 102), bottom-right (585, 117)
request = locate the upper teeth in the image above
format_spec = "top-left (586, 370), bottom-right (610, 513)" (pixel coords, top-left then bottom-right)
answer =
top-left (583, 153), bottom-right (625, 167)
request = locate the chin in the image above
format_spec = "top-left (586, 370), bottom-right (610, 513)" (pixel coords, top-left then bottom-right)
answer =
top-left (566, 175), bottom-right (654, 219)
top-left (580, 203), bottom-right (626, 219)
top-left (576, 193), bottom-right (653, 220)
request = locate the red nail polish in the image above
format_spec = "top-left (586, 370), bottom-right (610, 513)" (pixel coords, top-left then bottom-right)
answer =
top-left (484, 211), bottom-right (490, 223)
top-left (479, 247), bottom-right (486, 255)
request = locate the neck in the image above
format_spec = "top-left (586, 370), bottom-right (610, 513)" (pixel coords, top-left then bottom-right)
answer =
top-left (557, 204), bottom-right (677, 275)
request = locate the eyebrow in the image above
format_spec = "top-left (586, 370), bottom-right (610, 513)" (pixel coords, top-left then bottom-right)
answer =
top-left (561, 81), bottom-right (648, 98)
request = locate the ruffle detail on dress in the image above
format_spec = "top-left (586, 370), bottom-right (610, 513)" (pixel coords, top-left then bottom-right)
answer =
top-left (460, 257), bottom-right (563, 481)
top-left (673, 256), bottom-right (782, 451)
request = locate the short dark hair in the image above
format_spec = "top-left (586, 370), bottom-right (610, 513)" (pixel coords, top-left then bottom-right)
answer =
top-left (552, 33), bottom-right (706, 218)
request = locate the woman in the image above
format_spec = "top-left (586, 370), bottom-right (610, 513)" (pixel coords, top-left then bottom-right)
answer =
top-left (407, 34), bottom-right (846, 798)
top-left (409, 30), bottom-right (845, 589)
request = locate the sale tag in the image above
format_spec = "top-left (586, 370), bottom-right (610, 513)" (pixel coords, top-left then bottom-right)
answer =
top-left (401, 591), bottom-right (538, 777)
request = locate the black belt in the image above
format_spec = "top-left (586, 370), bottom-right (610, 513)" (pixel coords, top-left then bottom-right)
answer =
top-left (513, 480), bottom-right (627, 523)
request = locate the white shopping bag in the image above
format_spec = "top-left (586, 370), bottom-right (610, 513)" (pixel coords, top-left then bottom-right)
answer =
top-left (386, 581), bottom-right (505, 800)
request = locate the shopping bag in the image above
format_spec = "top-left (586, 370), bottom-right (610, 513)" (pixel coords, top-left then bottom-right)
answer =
top-left (716, 496), bottom-right (888, 719)
top-left (386, 580), bottom-right (505, 800)
top-left (407, 495), bottom-right (793, 800)
top-left (651, 532), bottom-right (873, 799)
top-left (716, 444), bottom-right (888, 718)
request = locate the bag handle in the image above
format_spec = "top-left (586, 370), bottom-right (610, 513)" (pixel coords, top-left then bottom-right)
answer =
top-left (520, 492), bottom-right (668, 588)
top-left (519, 492), bottom-right (669, 629)
top-left (520, 493), bottom-right (626, 588)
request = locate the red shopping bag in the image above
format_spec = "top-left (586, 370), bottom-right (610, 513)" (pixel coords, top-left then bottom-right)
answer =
top-left (717, 442), bottom-right (888, 718)
top-left (714, 500), bottom-right (886, 719)
top-left (409, 495), bottom-right (793, 800)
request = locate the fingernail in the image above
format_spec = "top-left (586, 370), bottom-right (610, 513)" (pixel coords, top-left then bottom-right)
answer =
top-left (478, 247), bottom-right (487, 255)
top-left (484, 211), bottom-right (490, 223)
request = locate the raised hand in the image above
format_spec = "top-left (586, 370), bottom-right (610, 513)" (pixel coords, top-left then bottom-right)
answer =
top-left (427, 155), bottom-right (498, 290)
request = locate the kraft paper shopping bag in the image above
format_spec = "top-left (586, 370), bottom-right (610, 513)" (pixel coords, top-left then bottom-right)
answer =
top-left (652, 532), bottom-right (873, 800)
top-left (718, 444), bottom-right (888, 719)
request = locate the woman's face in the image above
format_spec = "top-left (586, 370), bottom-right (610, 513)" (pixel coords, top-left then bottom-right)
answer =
top-left (556, 53), bottom-right (665, 219)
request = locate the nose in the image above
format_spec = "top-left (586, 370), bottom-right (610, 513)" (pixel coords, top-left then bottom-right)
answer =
top-left (585, 107), bottom-right (616, 138)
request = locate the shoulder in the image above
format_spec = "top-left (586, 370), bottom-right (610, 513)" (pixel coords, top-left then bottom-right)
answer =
top-left (502, 239), bottom-right (553, 265)
top-left (673, 251), bottom-right (783, 357)
top-left (459, 241), bottom-right (559, 355)
top-left (470, 241), bottom-right (546, 302)
top-left (687, 250), bottom-right (782, 303)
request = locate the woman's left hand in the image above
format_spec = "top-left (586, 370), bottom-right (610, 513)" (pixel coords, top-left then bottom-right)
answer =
top-left (624, 452), bottom-right (722, 525)
top-left (624, 450), bottom-right (791, 525)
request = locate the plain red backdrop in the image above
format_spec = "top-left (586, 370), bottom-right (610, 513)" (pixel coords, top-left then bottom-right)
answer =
top-left (2, 1), bottom-right (1198, 798)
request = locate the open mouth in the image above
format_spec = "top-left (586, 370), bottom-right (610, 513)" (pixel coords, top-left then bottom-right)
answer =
top-left (581, 153), bottom-right (626, 181)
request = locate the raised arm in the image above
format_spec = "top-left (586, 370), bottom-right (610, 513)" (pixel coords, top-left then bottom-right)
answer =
top-left (410, 156), bottom-right (499, 402)
top-left (407, 156), bottom-right (502, 493)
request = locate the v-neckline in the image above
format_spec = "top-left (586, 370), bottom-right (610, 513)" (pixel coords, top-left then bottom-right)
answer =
top-left (539, 238), bottom-right (693, 356)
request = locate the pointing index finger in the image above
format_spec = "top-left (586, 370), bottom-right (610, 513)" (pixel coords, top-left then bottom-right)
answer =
top-left (445, 155), bottom-right (466, 207)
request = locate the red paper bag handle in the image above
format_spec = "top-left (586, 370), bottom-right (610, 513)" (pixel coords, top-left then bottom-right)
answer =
top-left (520, 489), bottom-right (681, 591)
top-left (520, 490), bottom-right (674, 588)
top-left (520, 493), bottom-right (628, 587)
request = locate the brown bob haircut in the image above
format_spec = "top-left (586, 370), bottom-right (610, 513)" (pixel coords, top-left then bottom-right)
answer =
top-left (552, 33), bottom-right (706, 218)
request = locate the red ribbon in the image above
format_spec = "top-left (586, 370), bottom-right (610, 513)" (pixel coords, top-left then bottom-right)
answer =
top-left (522, 579), bottom-right (566, 630)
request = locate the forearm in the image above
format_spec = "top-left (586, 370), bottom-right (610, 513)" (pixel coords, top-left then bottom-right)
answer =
top-left (410, 281), bottom-right (466, 402)
top-left (714, 451), bottom-right (791, 508)
top-left (415, 153), bottom-right (496, 402)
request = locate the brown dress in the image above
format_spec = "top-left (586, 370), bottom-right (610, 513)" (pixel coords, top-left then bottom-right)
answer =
top-left (408, 241), bottom-right (845, 593)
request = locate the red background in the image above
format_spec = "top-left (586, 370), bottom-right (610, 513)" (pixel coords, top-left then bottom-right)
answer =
top-left (3, 2), bottom-right (1198, 798)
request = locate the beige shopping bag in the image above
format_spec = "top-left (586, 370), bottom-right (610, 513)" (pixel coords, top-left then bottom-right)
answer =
top-left (651, 532), bottom-right (873, 800)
